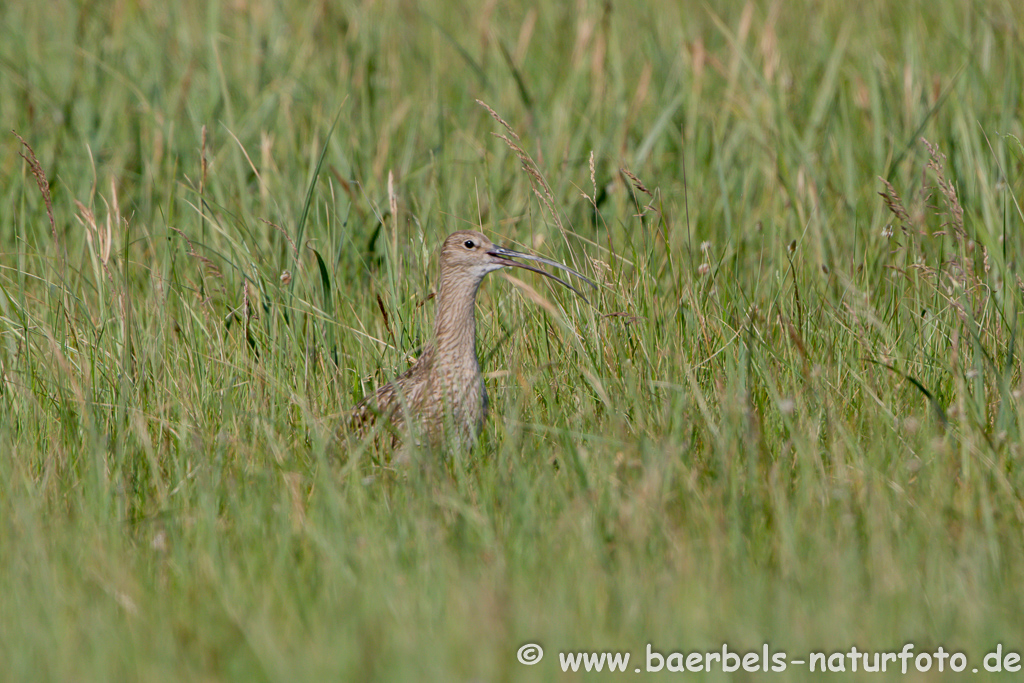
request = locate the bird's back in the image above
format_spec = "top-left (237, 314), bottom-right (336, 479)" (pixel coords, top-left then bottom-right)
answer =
top-left (350, 344), bottom-right (487, 451)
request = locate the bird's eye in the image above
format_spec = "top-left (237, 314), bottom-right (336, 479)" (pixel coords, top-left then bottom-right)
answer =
top-left (463, 240), bottom-right (475, 249)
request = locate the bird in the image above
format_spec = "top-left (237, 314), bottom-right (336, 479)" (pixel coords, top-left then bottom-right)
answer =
top-left (351, 230), bottom-right (594, 453)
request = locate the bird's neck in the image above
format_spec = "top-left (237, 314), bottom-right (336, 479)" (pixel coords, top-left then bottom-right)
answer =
top-left (432, 272), bottom-right (482, 370)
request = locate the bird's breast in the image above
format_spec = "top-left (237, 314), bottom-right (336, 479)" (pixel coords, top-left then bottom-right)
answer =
top-left (433, 358), bottom-right (486, 440)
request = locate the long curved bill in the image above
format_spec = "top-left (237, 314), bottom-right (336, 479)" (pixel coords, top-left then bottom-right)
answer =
top-left (487, 245), bottom-right (598, 302)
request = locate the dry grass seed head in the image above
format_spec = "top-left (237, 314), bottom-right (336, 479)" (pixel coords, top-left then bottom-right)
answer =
top-left (388, 169), bottom-right (398, 222)
top-left (170, 226), bottom-right (223, 282)
top-left (878, 177), bottom-right (910, 226)
top-left (14, 130), bottom-right (57, 246)
top-left (490, 131), bottom-right (565, 234)
top-left (621, 167), bottom-right (652, 197)
top-left (589, 150), bottom-right (597, 198)
top-left (477, 100), bottom-right (570, 235)
top-left (475, 99), bottom-right (520, 142)
top-left (261, 219), bottom-right (298, 257)
top-left (922, 137), bottom-right (965, 238)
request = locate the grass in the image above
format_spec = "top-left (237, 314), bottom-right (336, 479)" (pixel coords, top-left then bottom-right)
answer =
top-left (2, 0), bottom-right (1024, 680)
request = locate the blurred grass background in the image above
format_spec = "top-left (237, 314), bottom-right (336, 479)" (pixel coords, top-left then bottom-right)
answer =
top-left (2, 0), bottom-right (1023, 680)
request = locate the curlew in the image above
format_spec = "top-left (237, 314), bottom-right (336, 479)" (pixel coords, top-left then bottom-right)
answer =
top-left (352, 230), bottom-right (594, 452)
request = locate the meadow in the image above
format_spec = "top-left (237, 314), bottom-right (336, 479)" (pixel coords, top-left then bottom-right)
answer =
top-left (2, 0), bottom-right (1023, 680)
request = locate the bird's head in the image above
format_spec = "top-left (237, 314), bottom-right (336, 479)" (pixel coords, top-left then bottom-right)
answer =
top-left (439, 230), bottom-right (595, 299)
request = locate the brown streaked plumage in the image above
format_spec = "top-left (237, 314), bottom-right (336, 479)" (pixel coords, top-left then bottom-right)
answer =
top-left (352, 230), bottom-right (594, 451)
